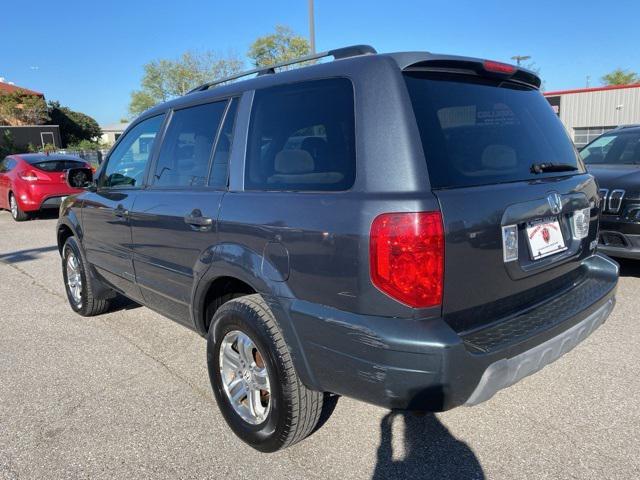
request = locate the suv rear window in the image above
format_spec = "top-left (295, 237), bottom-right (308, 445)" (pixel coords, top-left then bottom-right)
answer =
top-left (32, 160), bottom-right (86, 172)
top-left (404, 73), bottom-right (582, 189)
top-left (245, 78), bottom-right (355, 191)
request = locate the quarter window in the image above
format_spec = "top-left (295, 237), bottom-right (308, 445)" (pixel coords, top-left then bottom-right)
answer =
top-left (153, 101), bottom-right (227, 187)
top-left (100, 115), bottom-right (165, 189)
top-left (245, 78), bottom-right (356, 191)
top-left (209, 99), bottom-right (238, 188)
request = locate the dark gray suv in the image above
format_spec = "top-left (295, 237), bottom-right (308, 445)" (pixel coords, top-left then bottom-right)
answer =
top-left (57, 45), bottom-right (618, 452)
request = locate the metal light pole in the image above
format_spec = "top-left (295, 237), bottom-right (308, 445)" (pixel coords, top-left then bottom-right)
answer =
top-left (308, 0), bottom-right (316, 54)
top-left (511, 55), bottom-right (531, 66)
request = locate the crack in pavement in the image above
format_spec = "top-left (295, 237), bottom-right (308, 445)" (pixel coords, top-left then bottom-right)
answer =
top-left (0, 256), bottom-right (215, 412)
top-left (0, 260), bottom-right (65, 302)
top-left (97, 321), bottom-right (216, 405)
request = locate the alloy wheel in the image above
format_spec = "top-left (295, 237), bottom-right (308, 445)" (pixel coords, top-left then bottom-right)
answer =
top-left (66, 251), bottom-right (83, 306)
top-left (219, 330), bottom-right (271, 425)
top-left (10, 195), bottom-right (18, 219)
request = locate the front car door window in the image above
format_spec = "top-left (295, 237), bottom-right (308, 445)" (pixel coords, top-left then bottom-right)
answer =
top-left (100, 115), bottom-right (165, 189)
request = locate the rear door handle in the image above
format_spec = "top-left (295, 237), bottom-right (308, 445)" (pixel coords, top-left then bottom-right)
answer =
top-left (184, 210), bottom-right (213, 228)
top-left (113, 204), bottom-right (129, 218)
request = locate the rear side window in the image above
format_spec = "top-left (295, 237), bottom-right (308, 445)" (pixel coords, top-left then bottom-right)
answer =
top-left (245, 78), bottom-right (355, 191)
top-left (404, 73), bottom-right (583, 189)
top-left (0, 159), bottom-right (16, 172)
top-left (153, 101), bottom-right (227, 187)
top-left (32, 160), bottom-right (85, 172)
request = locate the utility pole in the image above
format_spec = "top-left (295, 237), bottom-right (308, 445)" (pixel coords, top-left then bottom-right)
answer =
top-left (308, 0), bottom-right (316, 54)
top-left (511, 55), bottom-right (531, 66)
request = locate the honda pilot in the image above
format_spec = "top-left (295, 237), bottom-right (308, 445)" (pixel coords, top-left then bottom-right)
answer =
top-left (57, 45), bottom-right (618, 452)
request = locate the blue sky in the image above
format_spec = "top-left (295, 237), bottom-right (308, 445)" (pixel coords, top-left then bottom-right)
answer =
top-left (3, 0), bottom-right (639, 124)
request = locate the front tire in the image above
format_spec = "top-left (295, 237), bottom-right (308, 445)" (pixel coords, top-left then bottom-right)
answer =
top-left (207, 294), bottom-right (324, 452)
top-left (9, 193), bottom-right (29, 222)
top-left (62, 237), bottom-right (111, 316)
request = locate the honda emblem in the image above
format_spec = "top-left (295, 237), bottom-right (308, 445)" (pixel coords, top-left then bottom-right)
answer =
top-left (547, 193), bottom-right (562, 215)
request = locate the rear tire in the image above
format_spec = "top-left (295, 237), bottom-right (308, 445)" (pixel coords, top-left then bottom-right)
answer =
top-left (9, 193), bottom-right (29, 222)
top-left (62, 236), bottom-right (111, 316)
top-left (207, 294), bottom-right (325, 452)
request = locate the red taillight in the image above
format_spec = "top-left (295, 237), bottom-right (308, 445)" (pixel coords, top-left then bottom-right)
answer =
top-left (483, 60), bottom-right (516, 74)
top-left (19, 170), bottom-right (40, 182)
top-left (370, 211), bottom-right (444, 308)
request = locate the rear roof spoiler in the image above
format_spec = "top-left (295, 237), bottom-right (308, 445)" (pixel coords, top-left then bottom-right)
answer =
top-left (403, 58), bottom-right (542, 89)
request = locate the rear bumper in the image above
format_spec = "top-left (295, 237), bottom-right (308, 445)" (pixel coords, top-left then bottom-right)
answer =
top-left (280, 253), bottom-right (618, 411)
top-left (14, 184), bottom-right (79, 212)
top-left (465, 296), bottom-right (614, 405)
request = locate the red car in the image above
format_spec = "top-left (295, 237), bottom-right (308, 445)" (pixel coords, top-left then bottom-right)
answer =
top-left (0, 153), bottom-right (91, 221)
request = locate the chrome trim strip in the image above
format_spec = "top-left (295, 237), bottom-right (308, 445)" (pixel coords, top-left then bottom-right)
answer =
top-left (609, 189), bottom-right (625, 213)
top-left (599, 189), bottom-right (609, 211)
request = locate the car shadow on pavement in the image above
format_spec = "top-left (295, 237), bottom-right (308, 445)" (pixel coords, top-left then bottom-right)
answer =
top-left (0, 245), bottom-right (59, 264)
top-left (109, 294), bottom-right (143, 313)
top-left (32, 210), bottom-right (60, 220)
top-left (617, 258), bottom-right (640, 278)
top-left (371, 412), bottom-right (485, 480)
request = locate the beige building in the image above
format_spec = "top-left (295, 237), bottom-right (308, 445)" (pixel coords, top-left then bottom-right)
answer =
top-left (100, 122), bottom-right (130, 145)
top-left (544, 84), bottom-right (640, 148)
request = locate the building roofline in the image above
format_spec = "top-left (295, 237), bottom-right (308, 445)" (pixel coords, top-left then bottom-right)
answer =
top-left (0, 124), bottom-right (59, 128)
top-left (544, 83), bottom-right (640, 96)
top-left (0, 81), bottom-right (44, 97)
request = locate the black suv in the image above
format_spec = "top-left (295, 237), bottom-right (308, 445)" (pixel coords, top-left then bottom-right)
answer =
top-left (57, 45), bottom-right (618, 452)
top-left (581, 125), bottom-right (640, 259)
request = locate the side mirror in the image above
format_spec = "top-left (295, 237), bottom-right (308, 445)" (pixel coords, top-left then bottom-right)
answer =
top-left (66, 167), bottom-right (95, 190)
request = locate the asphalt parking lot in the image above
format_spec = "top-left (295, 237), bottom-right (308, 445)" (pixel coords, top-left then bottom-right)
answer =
top-left (0, 211), bottom-right (639, 480)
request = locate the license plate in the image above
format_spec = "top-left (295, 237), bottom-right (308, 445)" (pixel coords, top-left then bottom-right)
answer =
top-left (526, 218), bottom-right (567, 260)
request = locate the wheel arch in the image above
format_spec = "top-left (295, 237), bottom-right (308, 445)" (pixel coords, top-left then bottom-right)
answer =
top-left (56, 216), bottom-right (81, 255)
top-left (192, 243), bottom-right (320, 391)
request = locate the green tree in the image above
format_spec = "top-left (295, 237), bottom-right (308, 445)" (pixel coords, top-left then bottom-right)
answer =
top-left (48, 101), bottom-right (102, 147)
top-left (247, 25), bottom-right (310, 68)
top-left (0, 92), bottom-right (49, 126)
top-left (601, 68), bottom-right (639, 85)
top-left (128, 51), bottom-right (244, 116)
top-left (0, 129), bottom-right (16, 158)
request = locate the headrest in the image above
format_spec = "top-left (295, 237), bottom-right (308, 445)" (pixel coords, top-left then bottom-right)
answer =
top-left (194, 135), bottom-right (212, 160)
top-left (481, 144), bottom-right (517, 169)
top-left (274, 149), bottom-right (315, 174)
top-left (216, 132), bottom-right (231, 151)
top-left (301, 136), bottom-right (327, 157)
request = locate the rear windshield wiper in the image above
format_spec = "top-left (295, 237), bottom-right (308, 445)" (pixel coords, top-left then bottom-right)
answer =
top-left (530, 162), bottom-right (578, 174)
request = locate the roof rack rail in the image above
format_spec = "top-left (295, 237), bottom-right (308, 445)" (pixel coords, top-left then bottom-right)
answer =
top-left (186, 44), bottom-right (377, 94)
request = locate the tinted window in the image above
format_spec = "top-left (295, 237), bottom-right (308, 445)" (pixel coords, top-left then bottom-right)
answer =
top-left (153, 101), bottom-right (226, 187)
top-left (100, 115), bottom-right (165, 188)
top-left (32, 160), bottom-right (86, 172)
top-left (209, 99), bottom-right (238, 188)
top-left (245, 78), bottom-right (355, 191)
top-left (404, 74), bottom-right (583, 189)
top-left (4, 159), bottom-right (17, 172)
top-left (581, 131), bottom-right (640, 165)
